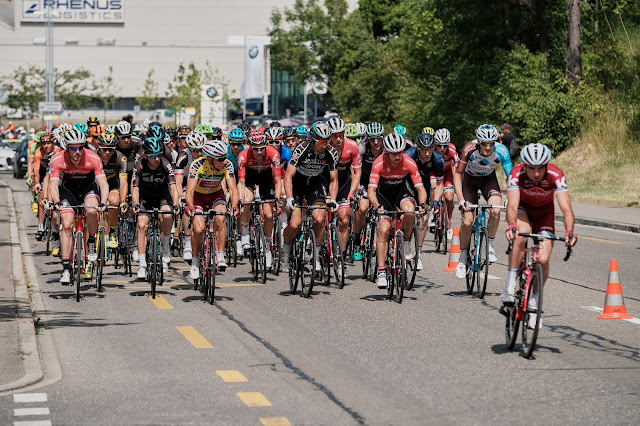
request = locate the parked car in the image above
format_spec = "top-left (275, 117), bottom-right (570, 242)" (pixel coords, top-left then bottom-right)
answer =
top-left (0, 143), bottom-right (14, 171)
top-left (13, 137), bottom-right (29, 178)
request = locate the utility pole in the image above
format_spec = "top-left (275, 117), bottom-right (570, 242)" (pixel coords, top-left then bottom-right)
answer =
top-left (45, 5), bottom-right (55, 129)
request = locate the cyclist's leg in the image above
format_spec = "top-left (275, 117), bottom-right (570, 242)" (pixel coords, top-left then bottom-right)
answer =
top-left (136, 212), bottom-right (150, 269)
top-left (501, 209), bottom-right (531, 303)
top-left (457, 174), bottom-right (479, 273)
top-left (214, 201), bottom-right (227, 253)
top-left (260, 201), bottom-right (274, 240)
top-left (483, 173), bottom-right (503, 240)
top-left (375, 190), bottom-right (394, 269)
top-left (239, 185), bottom-right (253, 246)
top-left (337, 205), bottom-right (350, 254)
top-left (107, 189), bottom-right (120, 235)
top-left (527, 202), bottom-right (556, 284)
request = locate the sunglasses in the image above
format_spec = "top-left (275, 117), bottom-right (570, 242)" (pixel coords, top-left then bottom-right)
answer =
top-left (480, 142), bottom-right (495, 148)
top-left (212, 156), bottom-right (227, 161)
top-left (88, 124), bottom-right (98, 127)
top-left (147, 154), bottom-right (161, 159)
top-left (119, 135), bottom-right (131, 139)
top-left (252, 146), bottom-right (266, 152)
top-left (100, 148), bottom-right (115, 152)
top-left (68, 145), bottom-right (84, 152)
top-left (316, 139), bottom-right (329, 145)
top-left (230, 143), bottom-right (243, 147)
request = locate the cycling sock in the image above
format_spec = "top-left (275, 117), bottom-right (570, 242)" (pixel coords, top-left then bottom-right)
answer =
top-left (314, 244), bottom-right (321, 258)
top-left (38, 223), bottom-right (44, 231)
top-left (161, 235), bottom-right (170, 246)
top-left (139, 254), bottom-right (147, 268)
top-left (488, 237), bottom-right (495, 247)
top-left (378, 266), bottom-right (385, 272)
top-left (506, 268), bottom-right (518, 287)
top-left (282, 243), bottom-right (291, 255)
top-left (241, 222), bottom-right (249, 236)
top-left (354, 233), bottom-right (361, 246)
top-left (459, 248), bottom-right (468, 262)
top-left (62, 259), bottom-right (70, 270)
top-left (184, 236), bottom-right (191, 249)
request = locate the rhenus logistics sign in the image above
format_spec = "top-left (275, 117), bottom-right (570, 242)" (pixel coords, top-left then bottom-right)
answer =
top-left (21, 0), bottom-right (124, 23)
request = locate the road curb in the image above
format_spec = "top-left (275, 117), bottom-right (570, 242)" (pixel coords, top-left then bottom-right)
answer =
top-left (0, 185), bottom-right (44, 393)
top-left (555, 214), bottom-right (640, 234)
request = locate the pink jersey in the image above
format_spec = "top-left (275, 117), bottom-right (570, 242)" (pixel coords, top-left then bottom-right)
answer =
top-left (335, 138), bottom-right (362, 180)
top-left (368, 154), bottom-right (423, 190)
top-left (237, 145), bottom-right (281, 179)
top-left (507, 163), bottom-right (568, 206)
top-left (440, 143), bottom-right (459, 173)
top-left (49, 149), bottom-right (106, 181)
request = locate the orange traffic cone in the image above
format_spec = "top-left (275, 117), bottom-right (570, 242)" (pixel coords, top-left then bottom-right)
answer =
top-left (443, 227), bottom-right (460, 272)
top-left (597, 259), bottom-right (633, 319)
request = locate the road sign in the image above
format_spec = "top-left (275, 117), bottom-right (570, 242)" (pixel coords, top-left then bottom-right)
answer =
top-left (38, 101), bottom-right (63, 113)
top-left (43, 115), bottom-right (59, 121)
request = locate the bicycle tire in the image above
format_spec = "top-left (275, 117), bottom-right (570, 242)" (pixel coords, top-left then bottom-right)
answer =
top-left (289, 234), bottom-right (300, 294)
top-left (75, 231), bottom-right (83, 302)
top-left (345, 209), bottom-right (356, 264)
top-left (465, 232), bottom-right (476, 295)
top-left (522, 263), bottom-right (544, 359)
top-left (44, 211), bottom-right (51, 255)
top-left (320, 244), bottom-right (330, 287)
top-left (96, 231), bottom-right (105, 292)
top-left (362, 221), bottom-right (372, 278)
top-left (208, 233), bottom-right (216, 304)
top-left (256, 221), bottom-right (267, 284)
top-left (442, 213), bottom-right (449, 256)
top-left (366, 221), bottom-right (378, 282)
top-left (330, 222), bottom-right (345, 289)
top-left (433, 211), bottom-right (441, 252)
top-left (406, 223), bottom-right (420, 291)
top-left (476, 228), bottom-right (489, 299)
top-left (300, 228), bottom-right (316, 298)
top-left (150, 227), bottom-right (158, 299)
top-left (505, 273), bottom-right (524, 350)
top-left (272, 218), bottom-right (282, 276)
top-left (387, 238), bottom-right (394, 299)
top-left (393, 231), bottom-right (406, 303)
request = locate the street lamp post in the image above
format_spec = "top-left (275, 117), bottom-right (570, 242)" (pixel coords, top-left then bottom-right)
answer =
top-left (45, 6), bottom-right (55, 129)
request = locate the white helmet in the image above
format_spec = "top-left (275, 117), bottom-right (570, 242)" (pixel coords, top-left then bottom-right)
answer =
top-left (63, 128), bottom-right (87, 145)
top-left (186, 130), bottom-right (207, 150)
top-left (202, 140), bottom-right (227, 158)
top-left (356, 122), bottom-right (368, 136)
top-left (105, 124), bottom-right (116, 134)
top-left (115, 120), bottom-right (132, 136)
top-left (476, 124), bottom-right (499, 143)
top-left (383, 133), bottom-right (406, 153)
top-left (520, 143), bottom-right (551, 166)
top-left (327, 116), bottom-right (346, 134)
top-left (434, 128), bottom-right (451, 145)
top-left (58, 123), bottom-right (73, 134)
top-left (142, 119), bottom-right (151, 129)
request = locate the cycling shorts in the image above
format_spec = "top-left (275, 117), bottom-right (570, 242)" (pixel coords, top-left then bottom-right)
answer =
top-left (292, 174), bottom-right (327, 206)
top-left (244, 171), bottom-right (275, 199)
top-left (462, 172), bottom-right (501, 204)
top-left (337, 176), bottom-right (352, 207)
top-left (376, 185), bottom-right (416, 222)
top-left (59, 181), bottom-right (100, 215)
top-left (443, 168), bottom-right (455, 192)
top-left (518, 201), bottom-right (555, 235)
top-left (194, 189), bottom-right (226, 213)
top-left (140, 189), bottom-right (172, 212)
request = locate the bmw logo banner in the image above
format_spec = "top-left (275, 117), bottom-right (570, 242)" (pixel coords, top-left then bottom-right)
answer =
top-left (244, 37), bottom-right (265, 99)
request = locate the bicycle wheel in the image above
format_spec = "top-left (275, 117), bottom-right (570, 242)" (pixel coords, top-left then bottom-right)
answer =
top-left (345, 209), bottom-right (355, 264)
top-left (366, 221), bottom-right (378, 282)
top-left (442, 212), bottom-right (449, 256)
top-left (405, 223), bottom-right (419, 291)
top-left (393, 231), bottom-right (406, 303)
top-left (521, 263), bottom-right (544, 359)
top-left (329, 222), bottom-right (345, 288)
top-left (96, 231), bottom-right (105, 293)
top-left (465, 232), bottom-right (477, 295)
top-left (272, 218), bottom-right (282, 276)
top-left (44, 211), bottom-right (52, 255)
top-left (320, 243), bottom-right (330, 287)
top-left (505, 272), bottom-right (524, 350)
top-left (386, 239), bottom-right (394, 299)
top-left (362, 221), bottom-right (372, 279)
top-left (253, 220), bottom-right (267, 284)
top-left (300, 228), bottom-right (316, 298)
top-left (288, 235), bottom-right (300, 294)
top-left (207, 233), bottom-right (216, 304)
top-left (149, 228), bottom-right (158, 299)
top-left (475, 228), bottom-right (489, 299)
top-left (433, 211), bottom-right (441, 252)
top-left (75, 231), bottom-right (83, 302)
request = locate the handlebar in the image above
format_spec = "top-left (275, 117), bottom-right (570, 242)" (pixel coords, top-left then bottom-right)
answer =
top-left (506, 233), bottom-right (573, 261)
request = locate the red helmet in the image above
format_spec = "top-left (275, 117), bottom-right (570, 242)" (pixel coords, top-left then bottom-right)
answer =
top-left (249, 129), bottom-right (266, 147)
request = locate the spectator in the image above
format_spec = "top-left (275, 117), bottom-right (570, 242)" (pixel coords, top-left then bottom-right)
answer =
top-left (122, 114), bottom-right (134, 124)
top-left (500, 123), bottom-right (518, 164)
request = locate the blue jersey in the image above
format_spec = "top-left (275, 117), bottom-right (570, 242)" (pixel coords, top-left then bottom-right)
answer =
top-left (226, 144), bottom-right (246, 176)
top-left (277, 145), bottom-right (292, 169)
top-left (405, 146), bottom-right (445, 183)
top-left (460, 140), bottom-right (513, 177)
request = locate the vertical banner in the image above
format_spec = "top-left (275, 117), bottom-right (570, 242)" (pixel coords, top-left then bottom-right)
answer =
top-left (244, 37), bottom-right (265, 99)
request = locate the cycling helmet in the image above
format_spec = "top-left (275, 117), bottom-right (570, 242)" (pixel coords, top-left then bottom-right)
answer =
top-left (238, 122), bottom-right (251, 134)
top-left (270, 121), bottom-right (281, 128)
top-left (344, 123), bottom-right (358, 138)
top-left (228, 127), bottom-right (246, 143)
top-left (356, 122), bottom-right (368, 136)
top-left (51, 128), bottom-right (61, 141)
top-left (132, 129), bottom-right (144, 141)
top-left (434, 128), bottom-right (451, 145)
top-left (87, 116), bottom-right (100, 125)
top-left (327, 116), bottom-right (346, 134)
top-left (64, 128), bottom-right (87, 145)
top-left (520, 143), bottom-right (551, 166)
top-left (422, 127), bottom-right (435, 136)
top-left (142, 119), bottom-right (151, 129)
top-left (210, 127), bottom-right (223, 139)
top-left (310, 122), bottom-right (332, 141)
top-left (104, 124), bottom-right (115, 134)
top-left (98, 132), bottom-right (118, 148)
top-left (115, 120), bottom-right (132, 137)
top-left (265, 127), bottom-right (284, 142)
top-left (177, 125), bottom-right (191, 136)
top-left (74, 122), bottom-right (88, 133)
top-left (186, 131), bottom-right (207, 150)
top-left (283, 127), bottom-right (296, 139)
top-left (142, 136), bottom-right (163, 155)
top-left (295, 125), bottom-right (309, 138)
top-left (58, 123), bottom-right (73, 134)
top-left (196, 124), bottom-right (212, 135)
top-left (249, 129), bottom-right (266, 146)
top-left (383, 133), bottom-right (406, 153)
top-left (415, 133), bottom-right (435, 149)
top-left (367, 122), bottom-right (384, 137)
top-left (147, 122), bottom-right (165, 138)
top-left (393, 125), bottom-right (407, 137)
top-left (476, 124), bottom-right (499, 143)
top-left (202, 140), bottom-right (228, 159)
top-left (35, 131), bottom-right (44, 142)
top-left (40, 132), bottom-right (54, 143)
top-left (166, 127), bottom-right (177, 140)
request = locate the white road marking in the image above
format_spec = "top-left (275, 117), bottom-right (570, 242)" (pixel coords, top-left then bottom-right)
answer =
top-left (14, 421), bottom-right (52, 426)
top-left (582, 306), bottom-right (640, 325)
top-left (13, 394), bottom-right (47, 403)
top-left (479, 273), bottom-right (501, 280)
top-left (14, 408), bottom-right (50, 416)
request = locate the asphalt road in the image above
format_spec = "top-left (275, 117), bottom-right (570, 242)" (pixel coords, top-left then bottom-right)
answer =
top-left (1, 175), bottom-right (639, 425)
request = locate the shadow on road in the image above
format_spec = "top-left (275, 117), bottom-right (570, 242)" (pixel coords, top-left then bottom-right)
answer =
top-left (34, 308), bottom-right (140, 330)
top-left (545, 324), bottom-right (640, 363)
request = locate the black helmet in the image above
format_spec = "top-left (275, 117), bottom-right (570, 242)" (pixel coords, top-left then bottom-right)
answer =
top-left (415, 133), bottom-right (435, 149)
top-left (142, 136), bottom-right (163, 155)
top-left (147, 122), bottom-right (165, 139)
top-left (270, 121), bottom-right (281, 128)
top-left (238, 122), bottom-right (251, 134)
top-left (210, 127), bottom-right (223, 139)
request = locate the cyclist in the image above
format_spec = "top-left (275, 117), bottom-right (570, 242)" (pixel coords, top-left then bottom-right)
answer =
top-left (97, 132), bottom-right (128, 248)
top-left (49, 129), bottom-right (109, 284)
top-left (238, 129), bottom-right (283, 270)
top-left (394, 124), bottom-right (413, 149)
top-left (86, 116), bottom-right (102, 151)
top-left (405, 133), bottom-right (444, 270)
top-left (131, 136), bottom-right (180, 278)
top-left (165, 127), bottom-right (179, 151)
top-left (115, 120), bottom-right (142, 188)
top-left (434, 128), bottom-right (459, 239)
top-left (226, 127), bottom-right (247, 180)
top-left (502, 143), bottom-right (577, 327)
top-left (186, 140), bottom-right (240, 279)
top-left (33, 132), bottom-right (59, 241)
top-left (454, 124), bottom-right (513, 279)
top-left (176, 125), bottom-right (191, 151)
top-left (295, 125), bottom-right (308, 147)
top-left (353, 122), bottom-right (384, 260)
top-left (326, 116), bottom-right (362, 260)
top-left (368, 133), bottom-right (427, 289)
top-left (282, 122), bottom-right (339, 272)
top-left (173, 131), bottom-right (206, 260)
top-left (196, 124), bottom-right (213, 140)
top-left (210, 127), bottom-right (224, 141)
top-left (355, 123), bottom-right (368, 145)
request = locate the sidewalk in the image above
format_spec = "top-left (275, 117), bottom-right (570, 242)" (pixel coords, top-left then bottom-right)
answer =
top-left (556, 200), bottom-right (640, 233)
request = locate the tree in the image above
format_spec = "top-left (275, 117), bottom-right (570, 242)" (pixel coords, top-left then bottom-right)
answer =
top-left (136, 69), bottom-right (160, 110)
top-left (568, 0), bottom-right (582, 87)
top-left (94, 66), bottom-right (119, 122)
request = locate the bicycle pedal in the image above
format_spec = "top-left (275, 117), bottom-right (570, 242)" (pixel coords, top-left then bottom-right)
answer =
top-left (498, 305), bottom-right (512, 317)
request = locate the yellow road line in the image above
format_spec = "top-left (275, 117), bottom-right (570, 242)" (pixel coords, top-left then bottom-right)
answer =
top-left (236, 392), bottom-right (271, 407)
top-left (216, 370), bottom-right (248, 382)
top-left (582, 236), bottom-right (621, 245)
top-left (260, 417), bottom-right (292, 426)
top-left (148, 294), bottom-right (173, 309)
top-left (176, 326), bottom-right (213, 349)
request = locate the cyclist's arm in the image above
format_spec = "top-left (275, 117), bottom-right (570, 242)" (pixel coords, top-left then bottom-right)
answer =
top-left (349, 166), bottom-right (361, 199)
top-left (453, 169), bottom-right (464, 206)
top-left (432, 180), bottom-right (444, 204)
top-left (118, 155), bottom-right (128, 204)
top-left (174, 173), bottom-right (184, 198)
top-left (225, 174), bottom-right (240, 210)
top-left (33, 151), bottom-right (42, 185)
top-left (496, 143), bottom-right (513, 178)
top-left (284, 164), bottom-right (296, 200)
top-left (273, 172), bottom-right (282, 201)
top-left (328, 169), bottom-right (339, 202)
top-left (505, 188), bottom-right (520, 225)
top-left (556, 190), bottom-right (575, 237)
top-left (416, 184), bottom-right (428, 206)
top-left (185, 178), bottom-right (196, 208)
top-left (96, 175), bottom-right (109, 206)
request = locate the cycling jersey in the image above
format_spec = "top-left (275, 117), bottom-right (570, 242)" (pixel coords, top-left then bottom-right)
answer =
top-left (359, 141), bottom-right (383, 186)
top-left (226, 144), bottom-right (246, 176)
top-left (439, 142), bottom-right (459, 173)
top-left (102, 151), bottom-right (127, 191)
top-left (332, 138), bottom-right (361, 182)
top-left (188, 157), bottom-right (235, 195)
top-left (289, 140), bottom-right (339, 177)
top-left (458, 140), bottom-right (512, 177)
top-left (507, 163), bottom-right (567, 206)
top-left (174, 148), bottom-right (196, 188)
top-left (49, 149), bottom-right (105, 183)
top-left (405, 146), bottom-right (445, 184)
top-left (132, 157), bottom-right (176, 191)
top-left (237, 146), bottom-right (281, 179)
top-left (275, 144), bottom-right (292, 177)
top-left (116, 138), bottom-right (143, 173)
top-left (368, 154), bottom-right (423, 190)
top-left (34, 146), bottom-right (60, 183)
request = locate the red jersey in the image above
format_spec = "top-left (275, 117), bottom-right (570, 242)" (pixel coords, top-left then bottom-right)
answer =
top-left (237, 145), bottom-right (281, 179)
top-left (507, 163), bottom-right (567, 206)
top-left (440, 142), bottom-right (459, 173)
top-left (49, 149), bottom-right (106, 182)
top-left (334, 138), bottom-right (361, 181)
top-left (368, 154), bottom-right (423, 190)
